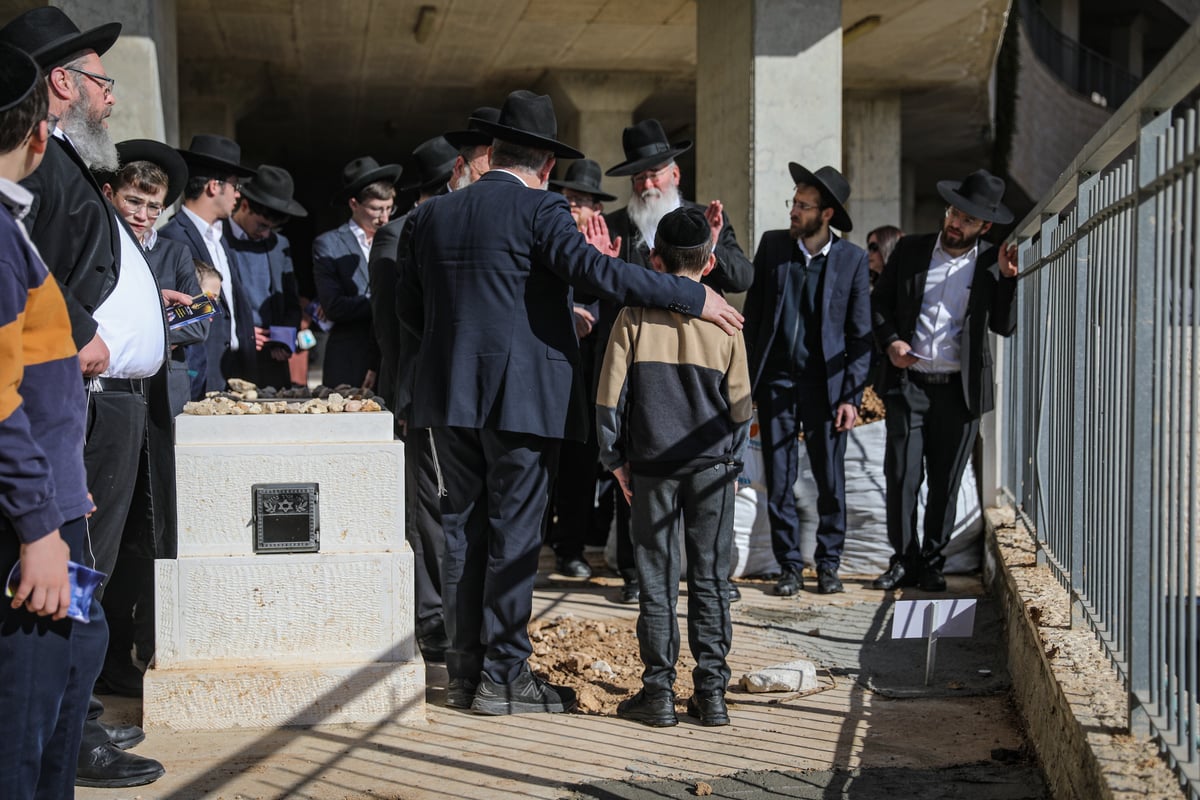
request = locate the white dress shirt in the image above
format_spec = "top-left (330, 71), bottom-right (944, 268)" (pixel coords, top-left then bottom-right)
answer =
top-left (182, 205), bottom-right (238, 351)
top-left (795, 233), bottom-right (833, 265)
top-left (94, 213), bottom-right (166, 378)
top-left (910, 235), bottom-right (977, 373)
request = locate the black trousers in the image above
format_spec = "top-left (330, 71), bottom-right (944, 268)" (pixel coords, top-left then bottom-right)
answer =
top-left (405, 429), bottom-right (445, 626)
top-left (432, 426), bottom-right (560, 684)
top-left (883, 378), bottom-right (979, 573)
top-left (546, 436), bottom-right (599, 560)
top-left (757, 376), bottom-right (848, 572)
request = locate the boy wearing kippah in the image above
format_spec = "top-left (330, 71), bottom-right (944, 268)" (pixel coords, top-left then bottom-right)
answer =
top-left (0, 42), bottom-right (104, 796)
top-left (596, 206), bottom-right (752, 728)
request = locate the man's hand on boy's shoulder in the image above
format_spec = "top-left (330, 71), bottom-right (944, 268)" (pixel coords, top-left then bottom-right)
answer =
top-left (700, 285), bottom-right (743, 335)
top-left (614, 463), bottom-right (633, 506)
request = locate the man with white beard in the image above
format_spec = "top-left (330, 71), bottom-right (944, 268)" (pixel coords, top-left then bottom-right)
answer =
top-left (599, 119), bottom-right (754, 604)
top-left (0, 6), bottom-right (177, 789)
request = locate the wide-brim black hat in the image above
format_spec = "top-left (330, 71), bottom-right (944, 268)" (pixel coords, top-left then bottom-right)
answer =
top-left (0, 7), bottom-right (120, 69)
top-left (788, 162), bottom-right (854, 232)
top-left (239, 165), bottom-right (307, 218)
top-left (178, 134), bottom-right (256, 179)
top-left (471, 90), bottom-right (583, 160)
top-left (549, 158), bottom-right (616, 202)
top-left (937, 169), bottom-right (1013, 224)
top-left (0, 42), bottom-right (40, 113)
top-left (338, 155), bottom-right (401, 201)
top-left (443, 106), bottom-right (501, 150)
top-left (110, 139), bottom-right (188, 206)
top-left (399, 136), bottom-right (458, 192)
top-left (606, 119), bottom-right (692, 177)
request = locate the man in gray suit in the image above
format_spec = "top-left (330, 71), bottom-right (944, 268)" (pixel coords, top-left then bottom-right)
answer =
top-left (314, 156), bottom-right (401, 389)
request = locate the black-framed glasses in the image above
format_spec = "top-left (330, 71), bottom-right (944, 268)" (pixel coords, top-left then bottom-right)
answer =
top-left (66, 66), bottom-right (115, 98)
top-left (214, 178), bottom-right (241, 191)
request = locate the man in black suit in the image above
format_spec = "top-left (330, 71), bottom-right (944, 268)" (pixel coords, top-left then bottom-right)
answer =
top-left (0, 6), bottom-right (172, 787)
top-left (158, 134), bottom-right (257, 397)
top-left (870, 169), bottom-right (1019, 592)
top-left (744, 164), bottom-right (872, 597)
top-left (398, 90), bottom-right (742, 715)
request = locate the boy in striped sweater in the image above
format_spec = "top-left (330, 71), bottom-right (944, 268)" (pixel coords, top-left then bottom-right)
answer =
top-left (0, 43), bottom-right (105, 797)
top-left (596, 206), bottom-right (752, 728)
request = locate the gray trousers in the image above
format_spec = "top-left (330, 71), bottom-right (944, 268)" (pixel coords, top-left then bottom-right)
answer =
top-left (629, 463), bottom-right (735, 696)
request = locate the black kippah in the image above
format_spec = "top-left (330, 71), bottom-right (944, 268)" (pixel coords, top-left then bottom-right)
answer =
top-left (655, 206), bottom-right (710, 250)
top-left (0, 43), bottom-right (38, 113)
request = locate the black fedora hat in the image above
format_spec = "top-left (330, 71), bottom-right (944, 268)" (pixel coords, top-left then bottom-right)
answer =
top-left (471, 90), bottom-right (583, 160)
top-left (399, 136), bottom-right (458, 192)
top-left (178, 134), bottom-right (256, 179)
top-left (443, 107), bottom-right (501, 150)
top-left (338, 156), bottom-right (402, 201)
top-left (0, 42), bottom-right (40, 113)
top-left (239, 165), bottom-right (307, 219)
top-left (788, 163), bottom-right (854, 232)
top-left (0, 7), bottom-right (121, 69)
top-left (605, 119), bottom-right (692, 177)
top-left (108, 139), bottom-right (188, 206)
top-left (549, 159), bottom-right (616, 202)
top-left (937, 169), bottom-right (1013, 224)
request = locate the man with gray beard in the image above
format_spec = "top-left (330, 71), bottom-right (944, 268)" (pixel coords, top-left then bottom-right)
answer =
top-left (0, 7), bottom-right (173, 789)
top-left (599, 118), bottom-right (754, 603)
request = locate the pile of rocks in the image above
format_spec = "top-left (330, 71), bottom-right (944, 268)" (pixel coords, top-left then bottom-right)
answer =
top-left (182, 379), bottom-right (385, 416)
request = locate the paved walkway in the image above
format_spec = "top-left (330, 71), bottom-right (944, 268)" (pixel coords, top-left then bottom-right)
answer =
top-left (82, 565), bottom-right (1046, 800)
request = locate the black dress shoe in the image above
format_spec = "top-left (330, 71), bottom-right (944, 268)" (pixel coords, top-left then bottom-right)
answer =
top-left (727, 582), bottom-right (742, 603)
top-left (871, 563), bottom-right (914, 590)
top-left (774, 566), bottom-right (804, 596)
top-left (555, 555), bottom-right (593, 579)
top-left (75, 742), bottom-right (164, 788)
top-left (445, 677), bottom-right (479, 709)
top-left (99, 721), bottom-right (145, 750)
top-left (618, 580), bottom-right (640, 604)
top-left (686, 691), bottom-right (729, 726)
top-left (617, 689), bottom-right (678, 727)
top-left (816, 568), bottom-right (844, 594)
top-left (919, 567), bottom-right (947, 592)
top-left (416, 616), bottom-right (451, 663)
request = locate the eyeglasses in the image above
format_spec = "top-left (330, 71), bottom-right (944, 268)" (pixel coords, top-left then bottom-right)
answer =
top-left (632, 164), bottom-right (673, 187)
top-left (66, 67), bottom-right (115, 99)
top-left (118, 194), bottom-right (165, 218)
top-left (945, 206), bottom-right (983, 227)
top-left (215, 178), bottom-right (241, 191)
top-left (786, 199), bottom-right (822, 212)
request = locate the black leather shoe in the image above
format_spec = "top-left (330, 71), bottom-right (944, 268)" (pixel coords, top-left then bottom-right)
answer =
top-left (99, 721), bottom-right (145, 750)
top-left (75, 742), bottom-right (164, 788)
top-left (555, 555), bottom-right (593, 579)
top-left (617, 689), bottom-right (678, 727)
top-left (471, 665), bottom-right (577, 715)
top-left (919, 567), bottom-right (947, 592)
top-left (871, 563), bottom-right (914, 590)
top-left (774, 566), bottom-right (804, 596)
top-left (817, 568), bottom-right (844, 594)
top-left (727, 582), bottom-right (742, 603)
top-left (618, 579), bottom-right (640, 604)
top-left (687, 691), bottom-right (730, 726)
top-left (445, 677), bottom-right (478, 709)
top-left (416, 616), bottom-right (450, 663)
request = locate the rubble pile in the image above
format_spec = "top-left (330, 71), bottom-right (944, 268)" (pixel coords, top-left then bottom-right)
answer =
top-left (182, 379), bottom-right (386, 415)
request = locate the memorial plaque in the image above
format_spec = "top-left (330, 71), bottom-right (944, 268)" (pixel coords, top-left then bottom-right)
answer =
top-left (252, 483), bottom-right (319, 553)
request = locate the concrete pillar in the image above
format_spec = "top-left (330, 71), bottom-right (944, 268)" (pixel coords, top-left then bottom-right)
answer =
top-left (1111, 14), bottom-right (1147, 77)
top-left (539, 71), bottom-right (660, 209)
top-left (52, 0), bottom-right (177, 144)
top-left (843, 92), bottom-right (901, 246)
top-left (696, 0), bottom-right (842, 253)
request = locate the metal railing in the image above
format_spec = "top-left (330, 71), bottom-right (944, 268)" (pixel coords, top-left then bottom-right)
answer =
top-left (996, 20), bottom-right (1200, 798)
top-left (1020, 0), bottom-right (1141, 108)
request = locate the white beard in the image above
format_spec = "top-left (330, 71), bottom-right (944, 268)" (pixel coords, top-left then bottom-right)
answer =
top-left (451, 171), bottom-right (472, 191)
top-left (627, 183), bottom-right (681, 249)
top-left (60, 96), bottom-right (118, 171)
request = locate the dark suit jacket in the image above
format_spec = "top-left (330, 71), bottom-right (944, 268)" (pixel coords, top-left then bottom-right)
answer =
top-left (397, 170), bottom-right (707, 442)
top-left (314, 222), bottom-right (377, 387)
top-left (158, 211), bottom-right (256, 394)
top-left (871, 233), bottom-right (1018, 417)
top-left (20, 136), bottom-right (120, 348)
top-left (369, 214), bottom-right (417, 419)
top-left (744, 231), bottom-right (873, 413)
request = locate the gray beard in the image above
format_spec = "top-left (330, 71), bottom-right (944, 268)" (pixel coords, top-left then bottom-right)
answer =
top-left (627, 184), bottom-right (681, 248)
top-left (60, 98), bottom-right (118, 171)
top-left (451, 171), bottom-right (472, 191)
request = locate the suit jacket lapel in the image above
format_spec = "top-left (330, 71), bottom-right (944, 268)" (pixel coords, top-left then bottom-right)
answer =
top-left (338, 224), bottom-right (369, 294)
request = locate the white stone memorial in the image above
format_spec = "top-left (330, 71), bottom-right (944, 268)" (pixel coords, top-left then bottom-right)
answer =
top-left (143, 412), bottom-right (424, 730)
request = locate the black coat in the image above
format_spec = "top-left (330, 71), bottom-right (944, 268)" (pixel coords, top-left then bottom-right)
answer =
top-left (397, 170), bottom-right (707, 442)
top-left (369, 214), bottom-right (421, 421)
top-left (743, 231), bottom-right (873, 413)
top-left (20, 136), bottom-right (120, 348)
top-left (313, 223), bottom-right (378, 388)
top-left (871, 233), bottom-right (1018, 417)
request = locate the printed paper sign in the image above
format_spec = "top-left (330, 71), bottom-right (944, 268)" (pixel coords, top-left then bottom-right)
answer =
top-left (891, 598), bottom-right (977, 639)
